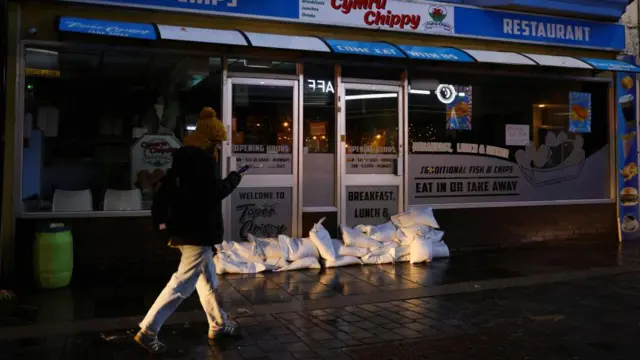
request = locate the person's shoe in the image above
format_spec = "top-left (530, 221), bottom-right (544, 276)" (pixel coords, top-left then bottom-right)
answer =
top-left (208, 322), bottom-right (239, 339)
top-left (134, 330), bottom-right (167, 354)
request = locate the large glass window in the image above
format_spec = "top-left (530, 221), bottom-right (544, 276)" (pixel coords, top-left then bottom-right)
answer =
top-left (408, 71), bottom-right (610, 205)
top-left (344, 88), bottom-right (399, 175)
top-left (22, 47), bottom-right (222, 212)
top-left (231, 83), bottom-right (294, 175)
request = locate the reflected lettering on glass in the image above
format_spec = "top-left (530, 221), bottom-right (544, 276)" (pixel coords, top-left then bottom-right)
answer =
top-left (307, 79), bottom-right (335, 93)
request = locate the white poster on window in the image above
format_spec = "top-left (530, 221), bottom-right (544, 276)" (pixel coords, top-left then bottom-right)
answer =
top-left (505, 124), bottom-right (530, 146)
top-left (130, 134), bottom-right (182, 202)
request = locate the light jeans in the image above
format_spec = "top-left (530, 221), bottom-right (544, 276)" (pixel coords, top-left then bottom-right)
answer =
top-left (140, 245), bottom-right (228, 334)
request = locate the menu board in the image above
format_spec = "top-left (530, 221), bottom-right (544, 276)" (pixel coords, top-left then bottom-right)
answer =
top-left (345, 186), bottom-right (398, 227)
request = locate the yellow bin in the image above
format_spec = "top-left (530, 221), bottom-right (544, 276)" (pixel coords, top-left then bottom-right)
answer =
top-left (34, 222), bottom-right (73, 289)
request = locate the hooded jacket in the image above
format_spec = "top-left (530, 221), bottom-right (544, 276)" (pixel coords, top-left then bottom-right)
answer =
top-left (152, 146), bottom-right (241, 247)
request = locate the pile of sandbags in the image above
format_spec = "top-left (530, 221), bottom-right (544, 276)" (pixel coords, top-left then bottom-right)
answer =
top-left (326, 207), bottom-right (449, 267)
top-left (214, 206), bottom-right (450, 274)
top-left (213, 234), bottom-right (321, 274)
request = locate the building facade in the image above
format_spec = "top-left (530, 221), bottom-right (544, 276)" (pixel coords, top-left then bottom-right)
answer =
top-left (1, 0), bottom-right (636, 279)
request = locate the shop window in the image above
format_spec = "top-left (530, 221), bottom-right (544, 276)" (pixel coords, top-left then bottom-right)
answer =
top-left (231, 84), bottom-right (294, 175)
top-left (21, 46), bottom-right (222, 213)
top-left (345, 88), bottom-right (399, 175)
top-left (407, 72), bottom-right (609, 205)
top-left (303, 63), bottom-right (336, 207)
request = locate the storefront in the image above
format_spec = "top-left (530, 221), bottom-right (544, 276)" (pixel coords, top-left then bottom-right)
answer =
top-left (3, 0), bottom-right (637, 277)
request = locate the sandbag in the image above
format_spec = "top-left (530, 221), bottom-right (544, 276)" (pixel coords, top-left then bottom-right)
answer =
top-left (341, 225), bottom-right (382, 249)
top-left (217, 241), bottom-right (264, 264)
top-left (410, 235), bottom-right (434, 264)
top-left (391, 207), bottom-right (440, 229)
top-left (423, 227), bottom-right (445, 242)
top-left (279, 235), bottom-right (319, 261)
top-left (213, 253), bottom-right (267, 274)
top-left (361, 250), bottom-right (395, 265)
top-left (355, 224), bottom-right (372, 235)
top-left (432, 240), bottom-right (450, 259)
top-left (310, 218), bottom-right (338, 261)
top-left (248, 234), bottom-right (283, 260)
top-left (394, 245), bottom-right (411, 260)
top-left (264, 257), bottom-right (286, 271)
top-left (369, 221), bottom-right (397, 243)
top-left (339, 245), bottom-right (369, 258)
top-left (330, 238), bottom-right (368, 257)
top-left (276, 257), bottom-right (321, 272)
top-left (222, 249), bottom-right (259, 264)
top-left (325, 256), bottom-right (362, 268)
top-left (396, 225), bottom-right (431, 245)
top-left (366, 242), bottom-right (398, 257)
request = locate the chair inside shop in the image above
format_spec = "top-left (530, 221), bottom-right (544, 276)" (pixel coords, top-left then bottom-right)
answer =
top-left (52, 189), bottom-right (93, 212)
top-left (103, 189), bottom-right (142, 211)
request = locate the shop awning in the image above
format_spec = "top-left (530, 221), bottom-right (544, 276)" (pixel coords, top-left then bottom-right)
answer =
top-left (323, 39), bottom-right (405, 58)
top-left (462, 49), bottom-right (536, 66)
top-left (56, 16), bottom-right (640, 73)
top-left (579, 58), bottom-right (640, 72)
top-left (396, 46), bottom-right (475, 63)
top-left (244, 32), bottom-right (330, 52)
top-left (157, 25), bottom-right (247, 46)
top-left (521, 54), bottom-right (593, 69)
top-left (58, 16), bottom-right (158, 40)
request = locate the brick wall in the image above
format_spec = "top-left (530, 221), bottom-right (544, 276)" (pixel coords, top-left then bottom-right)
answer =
top-left (14, 203), bottom-right (616, 283)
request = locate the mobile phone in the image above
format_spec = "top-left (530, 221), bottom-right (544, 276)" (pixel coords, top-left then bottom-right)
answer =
top-left (238, 165), bottom-right (251, 174)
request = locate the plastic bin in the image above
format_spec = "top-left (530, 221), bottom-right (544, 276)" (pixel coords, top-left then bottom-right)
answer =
top-left (34, 223), bottom-right (73, 289)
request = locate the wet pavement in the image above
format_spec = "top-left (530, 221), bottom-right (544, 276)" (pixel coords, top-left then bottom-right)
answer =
top-left (2, 240), bottom-right (639, 329)
top-left (2, 270), bottom-right (640, 359)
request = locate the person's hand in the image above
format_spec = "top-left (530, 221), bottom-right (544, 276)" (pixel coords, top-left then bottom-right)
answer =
top-left (159, 223), bottom-right (167, 231)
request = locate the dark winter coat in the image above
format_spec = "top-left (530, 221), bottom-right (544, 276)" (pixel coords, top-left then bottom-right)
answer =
top-left (151, 146), bottom-right (241, 247)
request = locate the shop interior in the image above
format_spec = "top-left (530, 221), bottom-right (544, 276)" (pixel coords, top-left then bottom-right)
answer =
top-left (22, 47), bottom-right (222, 211)
top-left (20, 44), bottom-right (612, 216)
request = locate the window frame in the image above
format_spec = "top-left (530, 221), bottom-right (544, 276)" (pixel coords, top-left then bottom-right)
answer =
top-left (404, 65), bottom-right (616, 209)
top-left (15, 40), bottom-right (617, 219)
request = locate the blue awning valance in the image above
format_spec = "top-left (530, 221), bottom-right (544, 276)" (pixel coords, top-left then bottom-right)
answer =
top-left (56, 16), bottom-right (640, 73)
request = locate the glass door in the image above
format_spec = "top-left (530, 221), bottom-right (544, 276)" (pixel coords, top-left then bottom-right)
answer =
top-left (339, 83), bottom-right (404, 227)
top-left (223, 77), bottom-right (299, 240)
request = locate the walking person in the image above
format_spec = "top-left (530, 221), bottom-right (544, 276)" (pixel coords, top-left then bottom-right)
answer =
top-left (134, 136), bottom-right (242, 353)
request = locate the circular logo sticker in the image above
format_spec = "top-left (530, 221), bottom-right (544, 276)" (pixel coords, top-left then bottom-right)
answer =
top-left (436, 84), bottom-right (457, 104)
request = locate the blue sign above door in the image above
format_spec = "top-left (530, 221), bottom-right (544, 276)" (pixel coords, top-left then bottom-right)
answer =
top-left (325, 39), bottom-right (405, 58)
top-left (398, 46), bottom-right (475, 63)
top-left (58, 16), bottom-right (157, 40)
top-left (59, 0), bottom-right (625, 51)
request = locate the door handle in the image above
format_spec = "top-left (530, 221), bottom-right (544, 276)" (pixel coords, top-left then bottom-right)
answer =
top-left (395, 157), bottom-right (403, 176)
